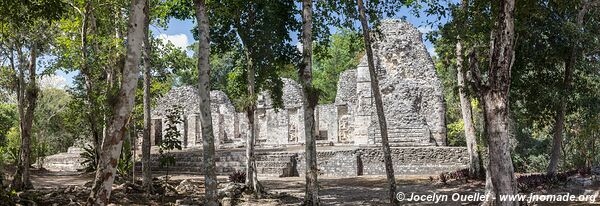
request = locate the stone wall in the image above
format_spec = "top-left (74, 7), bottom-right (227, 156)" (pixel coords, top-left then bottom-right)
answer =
top-left (297, 147), bottom-right (468, 176)
top-left (347, 19), bottom-right (446, 146)
top-left (139, 146), bottom-right (467, 176)
top-left (316, 104), bottom-right (337, 142)
top-left (151, 87), bottom-right (243, 148)
top-left (256, 78), bottom-right (306, 146)
top-left (151, 19), bottom-right (447, 148)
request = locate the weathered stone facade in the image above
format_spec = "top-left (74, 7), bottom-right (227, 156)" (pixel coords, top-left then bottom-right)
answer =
top-left (44, 20), bottom-right (464, 176)
top-left (297, 147), bottom-right (468, 176)
top-left (337, 19), bottom-right (446, 146)
top-left (151, 19), bottom-right (446, 147)
top-left (152, 88), bottom-right (246, 148)
top-left (136, 146), bottom-right (467, 176)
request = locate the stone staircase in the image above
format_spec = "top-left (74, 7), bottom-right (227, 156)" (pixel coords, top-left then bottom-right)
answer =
top-left (41, 147), bottom-right (86, 172)
top-left (373, 127), bottom-right (436, 147)
top-left (140, 148), bottom-right (298, 177)
top-left (255, 152), bottom-right (298, 177)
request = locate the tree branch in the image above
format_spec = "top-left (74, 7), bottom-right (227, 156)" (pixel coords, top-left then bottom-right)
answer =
top-left (467, 50), bottom-right (484, 93)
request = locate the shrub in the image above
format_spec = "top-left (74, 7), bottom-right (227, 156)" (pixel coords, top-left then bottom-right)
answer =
top-left (159, 105), bottom-right (183, 182)
top-left (80, 144), bottom-right (98, 172)
top-left (439, 172), bottom-right (448, 184)
top-left (229, 171), bottom-right (246, 183)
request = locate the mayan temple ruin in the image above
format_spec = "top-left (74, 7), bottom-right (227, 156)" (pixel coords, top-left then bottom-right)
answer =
top-left (43, 20), bottom-right (468, 176)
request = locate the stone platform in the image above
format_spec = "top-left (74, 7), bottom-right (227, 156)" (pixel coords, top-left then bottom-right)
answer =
top-left (41, 147), bottom-right (86, 172)
top-left (142, 146), bottom-right (468, 176)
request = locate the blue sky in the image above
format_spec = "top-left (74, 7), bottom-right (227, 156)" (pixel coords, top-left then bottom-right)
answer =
top-left (55, 6), bottom-right (449, 88)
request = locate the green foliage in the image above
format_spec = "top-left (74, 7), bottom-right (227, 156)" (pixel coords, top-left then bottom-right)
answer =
top-left (513, 153), bottom-right (550, 173)
top-left (1, 126), bottom-right (55, 167)
top-left (117, 134), bottom-right (134, 177)
top-left (228, 171), bottom-right (246, 183)
top-left (80, 144), bottom-right (98, 172)
top-left (205, 0), bottom-right (300, 111)
top-left (313, 30), bottom-right (364, 104)
top-left (446, 121), bottom-right (465, 146)
top-left (33, 88), bottom-right (79, 155)
top-left (159, 105), bottom-right (183, 181)
top-left (0, 103), bottom-right (17, 144)
top-left (433, 0), bottom-right (600, 173)
top-left (3, 127), bottom-right (21, 164)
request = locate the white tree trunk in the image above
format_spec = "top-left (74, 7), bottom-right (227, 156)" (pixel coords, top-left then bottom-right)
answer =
top-left (357, 0), bottom-right (398, 205)
top-left (301, 0), bottom-right (319, 205)
top-left (141, 0), bottom-right (153, 192)
top-left (12, 45), bottom-right (38, 191)
top-left (244, 49), bottom-right (263, 196)
top-left (193, 0), bottom-right (218, 205)
top-left (86, 0), bottom-right (147, 204)
top-left (456, 39), bottom-right (482, 177)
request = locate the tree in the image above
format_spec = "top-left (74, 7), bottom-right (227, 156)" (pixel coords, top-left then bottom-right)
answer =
top-left (547, 0), bottom-right (599, 176)
top-left (207, 0), bottom-right (298, 196)
top-left (10, 43), bottom-right (38, 191)
top-left (300, 0), bottom-right (319, 205)
top-left (468, 0), bottom-right (518, 205)
top-left (86, 0), bottom-right (147, 204)
top-left (193, 0), bottom-right (218, 205)
top-left (356, 0), bottom-right (397, 204)
top-left (0, 0), bottom-right (66, 191)
top-left (53, 0), bottom-right (130, 165)
top-left (313, 31), bottom-right (364, 104)
top-left (455, 0), bottom-right (482, 178)
top-left (141, 0), bottom-right (153, 193)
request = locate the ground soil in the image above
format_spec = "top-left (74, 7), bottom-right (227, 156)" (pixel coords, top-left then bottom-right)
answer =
top-left (1, 168), bottom-right (598, 205)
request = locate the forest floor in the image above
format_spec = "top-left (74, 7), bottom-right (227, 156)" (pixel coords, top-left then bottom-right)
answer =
top-left (1, 170), bottom-right (600, 206)
top-left (1, 168), bottom-right (599, 205)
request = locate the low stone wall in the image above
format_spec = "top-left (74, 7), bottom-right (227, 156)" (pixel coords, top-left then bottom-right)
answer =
top-left (41, 147), bottom-right (86, 172)
top-left (45, 145), bottom-right (467, 176)
top-left (142, 148), bottom-right (298, 177)
top-left (297, 147), bottom-right (468, 176)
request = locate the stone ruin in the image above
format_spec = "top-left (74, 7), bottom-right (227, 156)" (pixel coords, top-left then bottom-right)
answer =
top-left (151, 19), bottom-right (446, 148)
top-left (43, 20), bottom-right (467, 176)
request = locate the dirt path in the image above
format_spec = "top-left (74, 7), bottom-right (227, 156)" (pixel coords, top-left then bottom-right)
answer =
top-left (30, 171), bottom-right (93, 189)
top-left (26, 171), bottom-right (599, 205)
top-left (29, 171), bottom-right (484, 205)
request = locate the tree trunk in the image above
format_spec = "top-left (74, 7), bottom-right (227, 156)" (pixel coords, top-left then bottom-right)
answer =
top-left (86, 0), bottom-right (147, 204)
top-left (12, 45), bottom-right (38, 191)
top-left (141, 0), bottom-right (153, 193)
top-left (481, 160), bottom-right (495, 206)
top-left (79, 0), bottom-right (103, 160)
top-left (357, 0), bottom-right (398, 205)
top-left (478, 0), bottom-right (518, 205)
top-left (244, 48), bottom-right (263, 196)
top-left (456, 40), bottom-right (482, 178)
top-left (193, 0), bottom-right (218, 205)
top-left (300, 0), bottom-right (319, 205)
top-left (482, 91), bottom-right (518, 206)
top-left (547, 0), bottom-right (597, 176)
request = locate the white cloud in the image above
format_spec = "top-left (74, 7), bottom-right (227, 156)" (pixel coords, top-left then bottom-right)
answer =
top-left (427, 46), bottom-right (437, 58)
top-left (296, 42), bottom-right (303, 53)
top-left (417, 26), bottom-right (434, 34)
top-left (158, 33), bottom-right (190, 50)
top-left (39, 75), bottom-right (67, 89)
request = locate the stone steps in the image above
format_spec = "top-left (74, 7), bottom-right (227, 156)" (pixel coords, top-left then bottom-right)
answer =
top-left (140, 150), bottom-right (298, 176)
top-left (374, 137), bottom-right (435, 147)
top-left (41, 147), bottom-right (86, 172)
top-left (255, 154), bottom-right (296, 162)
top-left (256, 161), bottom-right (290, 168)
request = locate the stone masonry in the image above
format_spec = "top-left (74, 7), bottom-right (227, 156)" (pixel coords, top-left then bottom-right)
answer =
top-left (44, 20), bottom-right (464, 176)
top-left (151, 19), bottom-right (446, 148)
